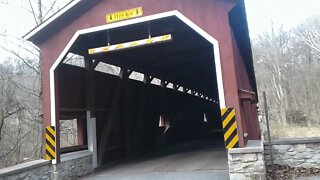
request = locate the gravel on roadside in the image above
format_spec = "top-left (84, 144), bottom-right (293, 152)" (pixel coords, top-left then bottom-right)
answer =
top-left (266, 165), bottom-right (320, 180)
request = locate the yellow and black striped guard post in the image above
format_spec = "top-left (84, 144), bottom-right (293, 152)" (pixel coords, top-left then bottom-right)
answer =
top-left (221, 108), bottom-right (239, 149)
top-left (45, 126), bottom-right (56, 161)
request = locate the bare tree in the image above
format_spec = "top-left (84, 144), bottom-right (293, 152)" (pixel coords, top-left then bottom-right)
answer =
top-left (0, 0), bottom-right (72, 168)
top-left (0, 0), bottom-right (69, 26)
top-left (253, 16), bottom-right (320, 139)
top-left (298, 16), bottom-right (320, 54)
top-left (253, 26), bottom-right (293, 126)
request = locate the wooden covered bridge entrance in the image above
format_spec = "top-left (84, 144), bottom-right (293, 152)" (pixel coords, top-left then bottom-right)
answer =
top-left (24, 0), bottom-right (261, 178)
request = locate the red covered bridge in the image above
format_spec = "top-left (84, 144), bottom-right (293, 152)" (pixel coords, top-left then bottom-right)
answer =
top-left (24, 0), bottom-right (263, 179)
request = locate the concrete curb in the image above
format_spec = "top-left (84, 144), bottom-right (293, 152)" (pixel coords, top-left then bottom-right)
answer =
top-left (229, 140), bottom-right (264, 154)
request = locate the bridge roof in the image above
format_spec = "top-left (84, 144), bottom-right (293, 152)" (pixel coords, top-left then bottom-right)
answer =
top-left (23, 0), bottom-right (242, 45)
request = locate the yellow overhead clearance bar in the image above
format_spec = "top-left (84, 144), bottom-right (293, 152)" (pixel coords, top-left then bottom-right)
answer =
top-left (88, 34), bottom-right (172, 55)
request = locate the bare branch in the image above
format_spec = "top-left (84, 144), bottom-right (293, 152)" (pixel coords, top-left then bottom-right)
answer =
top-left (28, 0), bottom-right (40, 25)
top-left (43, 0), bottom-right (57, 19)
top-left (0, 46), bottom-right (40, 75)
top-left (37, 0), bottom-right (43, 24)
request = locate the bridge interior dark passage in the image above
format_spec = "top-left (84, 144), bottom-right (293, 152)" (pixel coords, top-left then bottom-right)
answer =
top-left (83, 140), bottom-right (229, 180)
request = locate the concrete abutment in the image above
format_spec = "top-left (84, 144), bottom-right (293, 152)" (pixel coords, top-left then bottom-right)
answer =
top-left (228, 140), bottom-right (266, 180)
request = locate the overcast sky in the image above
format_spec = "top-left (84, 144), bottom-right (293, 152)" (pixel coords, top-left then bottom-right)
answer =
top-left (0, 0), bottom-right (319, 40)
top-left (245, 0), bottom-right (320, 37)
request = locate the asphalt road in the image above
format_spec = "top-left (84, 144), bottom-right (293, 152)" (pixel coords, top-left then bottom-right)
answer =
top-left (83, 140), bottom-right (229, 180)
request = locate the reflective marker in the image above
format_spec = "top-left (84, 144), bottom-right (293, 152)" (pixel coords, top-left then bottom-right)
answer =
top-left (88, 34), bottom-right (172, 55)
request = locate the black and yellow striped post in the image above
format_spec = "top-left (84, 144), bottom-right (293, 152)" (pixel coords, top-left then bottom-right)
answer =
top-left (45, 126), bottom-right (56, 161)
top-left (221, 108), bottom-right (239, 149)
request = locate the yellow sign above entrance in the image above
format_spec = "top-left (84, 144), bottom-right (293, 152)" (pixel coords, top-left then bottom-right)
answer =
top-left (106, 7), bottom-right (143, 23)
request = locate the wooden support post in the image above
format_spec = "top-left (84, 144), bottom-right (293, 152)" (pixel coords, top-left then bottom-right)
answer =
top-left (143, 75), bottom-right (153, 84)
top-left (183, 87), bottom-right (189, 93)
top-left (84, 57), bottom-right (98, 168)
top-left (192, 91), bottom-right (196, 96)
top-left (173, 84), bottom-right (180, 91)
top-left (173, 84), bottom-right (177, 91)
top-left (119, 68), bottom-right (126, 79)
top-left (119, 69), bottom-right (133, 79)
top-left (91, 59), bottom-right (100, 70)
top-left (123, 84), bottom-right (134, 157)
top-left (134, 74), bottom-right (150, 152)
top-left (135, 89), bottom-right (147, 151)
top-left (77, 118), bottom-right (86, 145)
top-left (97, 68), bottom-right (127, 167)
top-left (160, 80), bottom-right (169, 88)
top-left (121, 69), bottom-right (134, 157)
top-left (85, 57), bottom-right (95, 115)
top-left (127, 70), bottom-right (133, 78)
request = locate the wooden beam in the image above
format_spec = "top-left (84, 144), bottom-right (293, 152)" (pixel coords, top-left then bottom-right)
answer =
top-left (238, 89), bottom-right (256, 102)
top-left (59, 108), bottom-right (120, 112)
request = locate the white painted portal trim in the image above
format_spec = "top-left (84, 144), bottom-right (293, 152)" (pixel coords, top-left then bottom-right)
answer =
top-left (49, 10), bottom-right (226, 164)
top-left (174, 12), bottom-right (226, 108)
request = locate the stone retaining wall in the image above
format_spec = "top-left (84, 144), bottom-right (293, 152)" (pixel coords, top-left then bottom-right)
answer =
top-left (0, 160), bottom-right (53, 180)
top-left (0, 154), bottom-right (93, 180)
top-left (264, 138), bottom-right (320, 169)
top-left (55, 154), bottom-right (93, 179)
